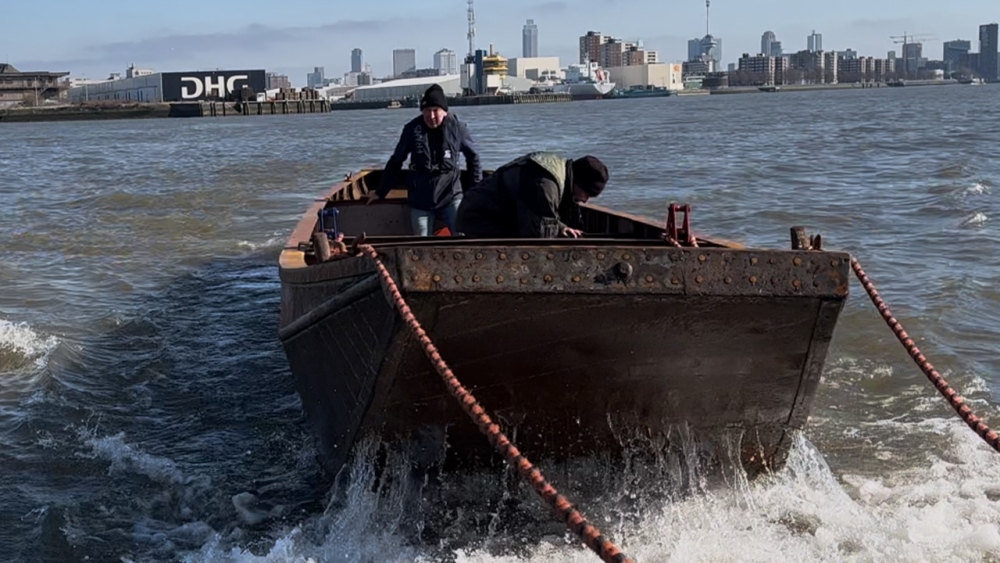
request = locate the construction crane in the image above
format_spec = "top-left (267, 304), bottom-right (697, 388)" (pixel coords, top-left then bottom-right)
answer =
top-left (890, 32), bottom-right (937, 46)
top-left (889, 32), bottom-right (937, 79)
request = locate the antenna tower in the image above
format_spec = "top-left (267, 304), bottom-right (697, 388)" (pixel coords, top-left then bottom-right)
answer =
top-left (467, 0), bottom-right (476, 57)
top-left (705, 0), bottom-right (711, 36)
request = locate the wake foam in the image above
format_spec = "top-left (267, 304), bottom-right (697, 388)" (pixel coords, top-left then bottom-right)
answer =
top-left (0, 319), bottom-right (59, 373)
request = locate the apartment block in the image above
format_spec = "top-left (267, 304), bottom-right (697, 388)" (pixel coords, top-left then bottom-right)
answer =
top-left (579, 31), bottom-right (606, 64)
top-left (734, 53), bottom-right (782, 85)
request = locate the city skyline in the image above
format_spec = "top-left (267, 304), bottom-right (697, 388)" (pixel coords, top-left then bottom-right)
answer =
top-left (2, 0), bottom-right (997, 83)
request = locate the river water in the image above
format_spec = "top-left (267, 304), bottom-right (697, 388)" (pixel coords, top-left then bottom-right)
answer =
top-left (3, 85), bottom-right (1000, 562)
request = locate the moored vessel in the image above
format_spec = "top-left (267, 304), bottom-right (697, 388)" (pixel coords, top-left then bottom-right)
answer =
top-left (552, 61), bottom-right (616, 100)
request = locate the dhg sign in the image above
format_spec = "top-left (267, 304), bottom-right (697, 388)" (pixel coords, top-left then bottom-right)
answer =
top-left (161, 70), bottom-right (266, 102)
top-left (180, 75), bottom-right (248, 99)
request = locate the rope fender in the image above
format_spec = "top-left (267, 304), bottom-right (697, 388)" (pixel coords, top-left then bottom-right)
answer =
top-left (851, 256), bottom-right (1000, 453)
top-left (359, 244), bottom-right (635, 563)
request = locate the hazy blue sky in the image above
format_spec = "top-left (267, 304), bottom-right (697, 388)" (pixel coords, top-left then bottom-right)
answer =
top-left (3, 1), bottom-right (997, 85)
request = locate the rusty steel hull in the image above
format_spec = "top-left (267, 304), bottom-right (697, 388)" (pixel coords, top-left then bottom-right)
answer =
top-left (279, 242), bottom-right (849, 478)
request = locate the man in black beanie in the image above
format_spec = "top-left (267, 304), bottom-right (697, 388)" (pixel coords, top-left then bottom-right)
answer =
top-left (420, 83), bottom-right (449, 113)
top-left (367, 83), bottom-right (482, 236)
top-left (455, 152), bottom-right (610, 238)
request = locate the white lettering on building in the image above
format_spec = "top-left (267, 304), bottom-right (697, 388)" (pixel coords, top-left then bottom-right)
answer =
top-left (178, 74), bottom-right (251, 99)
top-left (203, 75), bottom-right (226, 97)
top-left (180, 77), bottom-right (203, 99)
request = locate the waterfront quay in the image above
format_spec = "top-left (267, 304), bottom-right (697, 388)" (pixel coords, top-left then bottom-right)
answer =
top-left (0, 79), bottom-right (970, 123)
top-left (0, 102), bottom-right (176, 122)
top-left (707, 78), bottom-right (960, 95)
top-left (329, 92), bottom-right (571, 111)
top-left (0, 100), bottom-right (331, 123)
top-left (0, 92), bottom-right (571, 122)
top-left (205, 99), bottom-right (330, 116)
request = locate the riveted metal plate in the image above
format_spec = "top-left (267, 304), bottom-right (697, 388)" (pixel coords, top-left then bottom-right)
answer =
top-left (389, 246), bottom-right (850, 298)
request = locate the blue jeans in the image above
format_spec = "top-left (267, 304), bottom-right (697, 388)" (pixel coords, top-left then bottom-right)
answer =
top-left (411, 196), bottom-right (462, 236)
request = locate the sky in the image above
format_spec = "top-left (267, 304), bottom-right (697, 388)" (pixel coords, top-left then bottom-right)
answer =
top-left (3, 0), bottom-right (998, 85)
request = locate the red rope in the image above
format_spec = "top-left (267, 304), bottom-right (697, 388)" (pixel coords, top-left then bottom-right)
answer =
top-left (851, 256), bottom-right (1000, 452)
top-left (359, 244), bottom-right (634, 563)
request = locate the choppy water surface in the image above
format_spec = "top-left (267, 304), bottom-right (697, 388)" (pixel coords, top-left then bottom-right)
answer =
top-left (3, 85), bottom-right (1000, 562)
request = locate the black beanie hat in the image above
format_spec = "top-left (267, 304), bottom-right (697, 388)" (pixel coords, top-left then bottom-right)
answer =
top-left (420, 84), bottom-right (448, 111)
top-left (572, 156), bottom-right (609, 197)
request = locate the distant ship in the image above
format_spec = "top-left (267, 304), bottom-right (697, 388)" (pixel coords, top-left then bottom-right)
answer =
top-left (552, 61), bottom-right (616, 100)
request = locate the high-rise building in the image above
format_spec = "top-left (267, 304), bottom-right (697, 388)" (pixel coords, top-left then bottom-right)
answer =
top-left (522, 19), bottom-right (538, 58)
top-left (943, 40), bottom-right (971, 73)
top-left (902, 42), bottom-right (922, 77)
top-left (761, 31), bottom-right (776, 56)
top-left (943, 40), bottom-right (971, 65)
top-left (737, 53), bottom-right (777, 85)
top-left (306, 66), bottom-right (325, 88)
top-left (807, 30), bottom-right (822, 52)
top-left (688, 38), bottom-right (702, 62)
top-left (787, 50), bottom-right (828, 83)
top-left (265, 72), bottom-right (291, 90)
top-left (392, 48), bottom-right (416, 77)
top-left (433, 48), bottom-right (458, 75)
top-left (600, 38), bottom-right (627, 68)
top-left (874, 59), bottom-right (892, 81)
top-left (351, 48), bottom-right (363, 73)
top-left (623, 46), bottom-right (658, 65)
top-left (824, 51), bottom-right (838, 84)
top-left (579, 31), bottom-right (605, 64)
top-left (979, 23), bottom-right (998, 82)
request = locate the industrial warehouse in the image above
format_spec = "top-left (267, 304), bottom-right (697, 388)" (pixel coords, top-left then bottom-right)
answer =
top-left (68, 66), bottom-right (267, 103)
top-left (350, 74), bottom-right (461, 102)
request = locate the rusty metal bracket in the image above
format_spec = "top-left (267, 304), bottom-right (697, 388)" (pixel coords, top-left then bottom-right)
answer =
top-left (593, 261), bottom-right (634, 287)
top-left (349, 232), bottom-right (368, 256)
top-left (790, 226), bottom-right (823, 250)
top-left (666, 203), bottom-right (694, 246)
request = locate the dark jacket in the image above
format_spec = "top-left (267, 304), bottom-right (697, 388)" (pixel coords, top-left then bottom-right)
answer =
top-left (455, 152), bottom-right (581, 238)
top-left (376, 113), bottom-right (482, 212)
